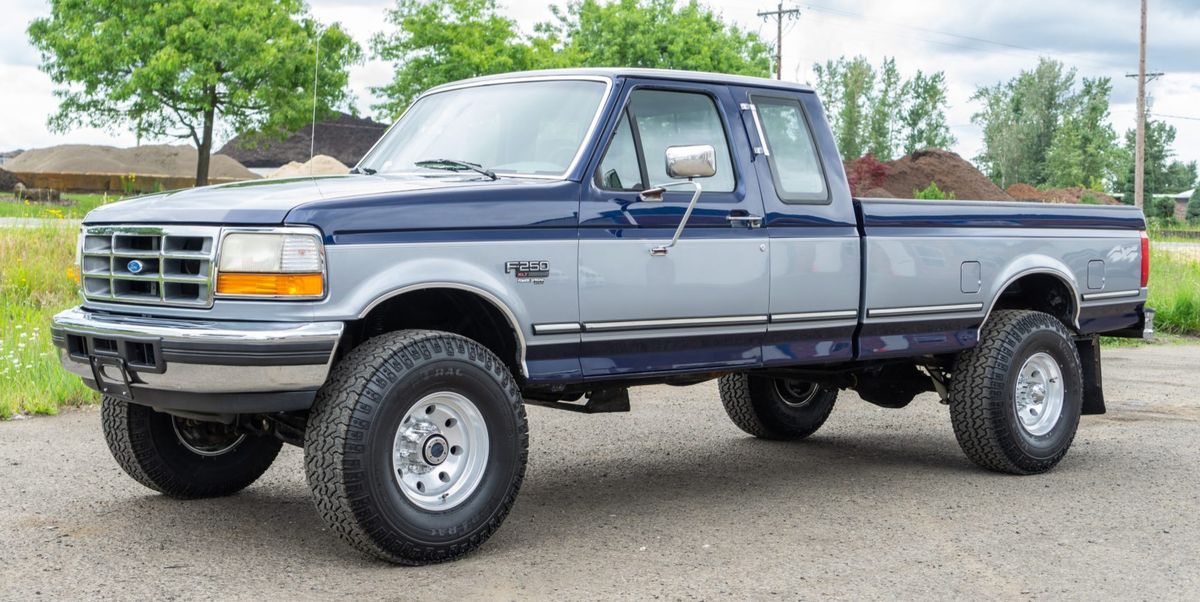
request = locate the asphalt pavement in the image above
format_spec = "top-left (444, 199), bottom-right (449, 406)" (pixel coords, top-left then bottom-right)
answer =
top-left (1, 344), bottom-right (1198, 600)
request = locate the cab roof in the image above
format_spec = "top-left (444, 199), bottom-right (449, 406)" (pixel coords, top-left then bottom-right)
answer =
top-left (426, 68), bottom-right (815, 95)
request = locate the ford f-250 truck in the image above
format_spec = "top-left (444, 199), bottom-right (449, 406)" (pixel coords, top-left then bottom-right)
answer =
top-left (51, 68), bottom-right (1152, 564)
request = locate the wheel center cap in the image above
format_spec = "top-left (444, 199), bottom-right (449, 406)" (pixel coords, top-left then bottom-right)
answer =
top-left (1031, 384), bottom-right (1047, 403)
top-left (423, 435), bottom-right (449, 466)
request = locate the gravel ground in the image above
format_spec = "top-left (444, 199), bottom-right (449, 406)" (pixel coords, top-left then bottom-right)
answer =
top-left (1, 344), bottom-right (1198, 600)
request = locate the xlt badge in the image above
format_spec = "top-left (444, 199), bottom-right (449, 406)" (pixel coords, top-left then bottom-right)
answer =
top-left (505, 260), bottom-right (550, 284)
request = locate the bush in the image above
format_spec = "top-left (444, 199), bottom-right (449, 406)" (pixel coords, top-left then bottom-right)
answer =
top-left (1188, 188), bottom-right (1200, 223)
top-left (1080, 192), bottom-right (1100, 205)
top-left (914, 181), bottom-right (954, 200)
top-left (844, 154), bottom-right (887, 196)
top-left (1149, 195), bottom-right (1176, 219)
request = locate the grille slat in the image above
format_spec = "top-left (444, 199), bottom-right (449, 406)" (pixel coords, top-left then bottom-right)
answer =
top-left (81, 226), bottom-right (218, 308)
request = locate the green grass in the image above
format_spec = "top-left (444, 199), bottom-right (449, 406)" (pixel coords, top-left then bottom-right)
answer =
top-left (0, 193), bottom-right (121, 219)
top-left (0, 224), bottom-right (97, 418)
top-left (1147, 249), bottom-right (1200, 336)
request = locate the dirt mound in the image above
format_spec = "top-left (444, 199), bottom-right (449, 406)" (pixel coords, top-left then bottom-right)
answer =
top-left (6, 145), bottom-right (257, 180)
top-left (0, 168), bottom-right (23, 192)
top-left (880, 148), bottom-right (1012, 201)
top-left (1005, 183), bottom-right (1041, 201)
top-left (219, 112), bottom-right (388, 168)
top-left (861, 187), bottom-right (895, 198)
top-left (267, 155), bottom-right (349, 179)
top-left (1041, 187), bottom-right (1122, 205)
top-left (1005, 183), bottom-right (1122, 205)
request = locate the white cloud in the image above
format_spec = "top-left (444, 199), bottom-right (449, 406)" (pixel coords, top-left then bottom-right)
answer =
top-left (2, 0), bottom-right (1198, 173)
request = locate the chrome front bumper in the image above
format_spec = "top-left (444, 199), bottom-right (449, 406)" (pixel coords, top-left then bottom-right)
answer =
top-left (51, 307), bottom-right (343, 411)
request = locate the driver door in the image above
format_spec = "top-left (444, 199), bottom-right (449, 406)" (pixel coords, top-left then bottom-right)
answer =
top-left (577, 81), bottom-right (770, 378)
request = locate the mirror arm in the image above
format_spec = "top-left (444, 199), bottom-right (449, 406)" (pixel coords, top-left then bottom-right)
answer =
top-left (650, 180), bottom-right (703, 256)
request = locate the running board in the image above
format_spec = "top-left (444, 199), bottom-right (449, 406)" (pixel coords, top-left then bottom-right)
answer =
top-left (523, 387), bottom-right (631, 413)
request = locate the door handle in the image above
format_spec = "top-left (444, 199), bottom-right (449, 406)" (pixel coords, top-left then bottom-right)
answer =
top-left (726, 212), bottom-right (763, 228)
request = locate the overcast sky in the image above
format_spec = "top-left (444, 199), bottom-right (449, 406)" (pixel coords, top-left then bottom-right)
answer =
top-left (2, 0), bottom-right (1198, 172)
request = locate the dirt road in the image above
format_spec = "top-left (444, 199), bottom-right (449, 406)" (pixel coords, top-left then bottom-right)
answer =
top-left (1, 344), bottom-right (1197, 600)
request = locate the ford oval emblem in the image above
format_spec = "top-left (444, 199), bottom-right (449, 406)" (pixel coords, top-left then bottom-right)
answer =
top-left (127, 259), bottom-right (145, 274)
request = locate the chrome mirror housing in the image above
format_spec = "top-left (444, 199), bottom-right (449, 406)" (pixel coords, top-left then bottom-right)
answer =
top-left (665, 144), bottom-right (717, 179)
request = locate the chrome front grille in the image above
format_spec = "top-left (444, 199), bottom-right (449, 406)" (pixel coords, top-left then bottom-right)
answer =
top-left (80, 226), bottom-right (219, 308)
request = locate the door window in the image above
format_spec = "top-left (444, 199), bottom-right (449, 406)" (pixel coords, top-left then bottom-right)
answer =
top-left (596, 89), bottom-right (736, 193)
top-left (752, 96), bottom-right (828, 203)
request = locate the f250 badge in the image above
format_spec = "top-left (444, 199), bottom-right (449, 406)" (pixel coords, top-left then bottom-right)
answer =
top-left (505, 260), bottom-right (550, 284)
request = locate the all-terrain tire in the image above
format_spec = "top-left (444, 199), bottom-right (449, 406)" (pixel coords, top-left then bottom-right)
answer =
top-left (101, 397), bottom-right (282, 499)
top-left (718, 374), bottom-right (838, 440)
top-left (304, 330), bottom-right (528, 565)
top-left (949, 310), bottom-right (1083, 475)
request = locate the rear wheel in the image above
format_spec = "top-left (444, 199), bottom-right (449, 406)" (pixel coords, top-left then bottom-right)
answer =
top-left (718, 374), bottom-right (838, 440)
top-left (304, 330), bottom-right (527, 565)
top-left (101, 397), bottom-right (282, 499)
top-left (949, 310), bottom-right (1083, 474)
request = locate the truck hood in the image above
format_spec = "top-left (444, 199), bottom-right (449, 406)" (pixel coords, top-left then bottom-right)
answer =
top-left (82, 174), bottom-right (529, 225)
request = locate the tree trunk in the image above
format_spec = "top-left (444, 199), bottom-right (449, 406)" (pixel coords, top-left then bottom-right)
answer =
top-left (194, 88), bottom-right (217, 187)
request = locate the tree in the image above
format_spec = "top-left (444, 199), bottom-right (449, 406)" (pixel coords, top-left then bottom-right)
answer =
top-left (972, 58), bottom-right (1077, 187)
top-left (813, 56), bottom-right (952, 161)
top-left (900, 70), bottom-right (955, 155)
top-left (371, 0), bottom-right (536, 116)
top-left (1187, 188), bottom-right (1200, 223)
top-left (371, 0), bottom-right (772, 117)
top-left (539, 0), bottom-right (771, 75)
top-left (1043, 77), bottom-right (1119, 188)
top-left (28, 0), bottom-right (361, 186)
top-left (813, 56), bottom-right (875, 160)
top-left (865, 57), bottom-right (902, 159)
top-left (1116, 118), bottom-right (1194, 197)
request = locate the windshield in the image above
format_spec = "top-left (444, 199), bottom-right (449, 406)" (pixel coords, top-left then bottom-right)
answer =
top-left (359, 79), bottom-right (609, 178)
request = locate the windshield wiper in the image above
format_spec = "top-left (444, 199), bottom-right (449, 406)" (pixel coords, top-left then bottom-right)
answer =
top-left (349, 166), bottom-right (376, 175)
top-left (414, 158), bottom-right (498, 181)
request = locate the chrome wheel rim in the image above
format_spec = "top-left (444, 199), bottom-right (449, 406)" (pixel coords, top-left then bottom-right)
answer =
top-left (171, 418), bottom-right (245, 457)
top-left (392, 391), bottom-right (490, 511)
top-left (774, 379), bottom-right (821, 408)
top-left (1014, 352), bottom-right (1065, 437)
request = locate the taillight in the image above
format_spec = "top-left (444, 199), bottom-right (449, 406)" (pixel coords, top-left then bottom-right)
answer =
top-left (1140, 230), bottom-right (1150, 288)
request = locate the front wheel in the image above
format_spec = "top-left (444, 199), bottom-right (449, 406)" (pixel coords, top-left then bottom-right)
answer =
top-left (304, 330), bottom-right (528, 565)
top-left (718, 374), bottom-right (838, 440)
top-left (949, 310), bottom-right (1083, 474)
top-left (101, 397), bottom-right (282, 499)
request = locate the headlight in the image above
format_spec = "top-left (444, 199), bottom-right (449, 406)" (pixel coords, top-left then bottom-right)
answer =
top-left (216, 230), bottom-right (325, 298)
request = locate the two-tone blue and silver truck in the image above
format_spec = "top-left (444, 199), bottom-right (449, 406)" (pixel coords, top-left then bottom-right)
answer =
top-left (51, 68), bottom-right (1152, 564)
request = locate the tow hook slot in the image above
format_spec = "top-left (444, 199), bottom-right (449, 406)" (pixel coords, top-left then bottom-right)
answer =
top-left (524, 388), bottom-right (631, 413)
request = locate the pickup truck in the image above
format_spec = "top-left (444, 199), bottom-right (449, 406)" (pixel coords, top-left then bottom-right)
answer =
top-left (51, 68), bottom-right (1152, 565)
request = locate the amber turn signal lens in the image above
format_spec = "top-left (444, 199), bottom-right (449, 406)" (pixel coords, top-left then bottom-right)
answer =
top-left (216, 273), bottom-right (324, 297)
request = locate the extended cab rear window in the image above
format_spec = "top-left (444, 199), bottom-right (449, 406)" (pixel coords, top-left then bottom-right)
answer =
top-left (752, 95), bottom-right (829, 204)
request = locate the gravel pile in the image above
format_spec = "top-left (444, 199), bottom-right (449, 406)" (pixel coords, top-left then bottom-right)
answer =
top-left (219, 112), bottom-right (388, 168)
top-left (267, 155), bottom-right (350, 179)
top-left (5, 144), bottom-right (258, 179)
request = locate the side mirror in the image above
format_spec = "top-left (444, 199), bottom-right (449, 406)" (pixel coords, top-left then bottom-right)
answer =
top-left (665, 144), bottom-right (717, 179)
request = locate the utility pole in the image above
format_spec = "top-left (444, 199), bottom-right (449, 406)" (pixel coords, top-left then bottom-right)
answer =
top-left (758, 2), bottom-right (800, 80)
top-left (1135, 0), bottom-right (1148, 209)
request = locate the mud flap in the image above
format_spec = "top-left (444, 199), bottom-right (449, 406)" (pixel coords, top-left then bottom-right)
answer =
top-left (1076, 334), bottom-right (1105, 415)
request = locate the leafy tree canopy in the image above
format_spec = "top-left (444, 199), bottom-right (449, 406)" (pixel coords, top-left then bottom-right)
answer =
top-left (812, 56), bottom-right (954, 161)
top-left (1113, 118), bottom-right (1198, 198)
top-left (971, 58), bottom-right (1079, 188)
top-left (28, 0), bottom-right (362, 186)
top-left (371, 0), bottom-right (771, 117)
